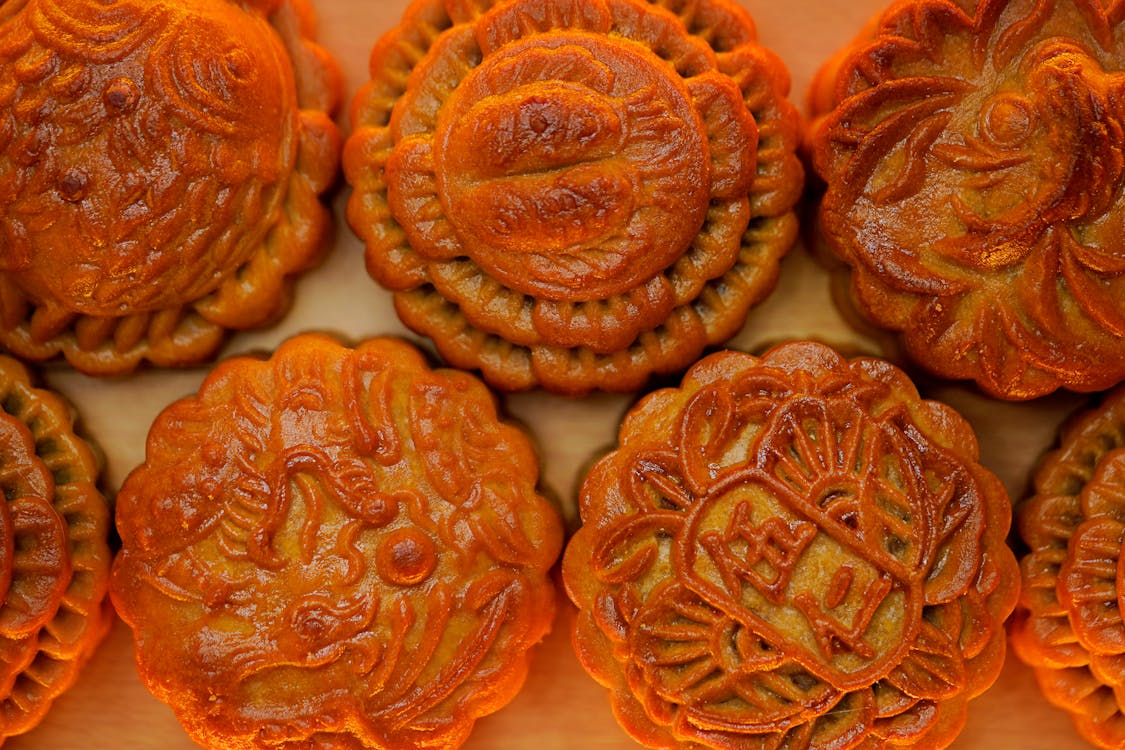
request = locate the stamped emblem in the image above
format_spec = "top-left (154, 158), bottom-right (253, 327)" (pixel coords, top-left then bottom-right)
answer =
top-left (565, 342), bottom-right (1019, 749)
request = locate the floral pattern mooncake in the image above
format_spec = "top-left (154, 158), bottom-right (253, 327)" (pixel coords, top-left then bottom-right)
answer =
top-left (346, 0), bottom-right (803, 394)
top-left (809, 0), bottom-right (1125, 399)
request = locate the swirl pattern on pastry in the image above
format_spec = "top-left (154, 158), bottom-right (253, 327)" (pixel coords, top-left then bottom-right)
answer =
top-left (346, 0), bottom-right (803, 394)
top-left (111, 335), bottom-right (563, 750)
top-left (809, 0), bottom-right (1125, 399)
top-left (564, 341), bottom-right (1018, 750)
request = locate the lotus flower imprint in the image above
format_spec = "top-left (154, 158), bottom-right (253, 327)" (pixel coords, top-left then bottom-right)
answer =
top-left (346, 0), bottom-right (803, 394)
top-left (0, 0), bottom-right (340, 374)
top-left (1014, 387), bottom-right (1125, 749)
top-left (564, 343), bottom-right (1018, 750)
top-left (111, 336), bottom-right (562, 750)
top-left (810, 0), bottom-right (1125, 399)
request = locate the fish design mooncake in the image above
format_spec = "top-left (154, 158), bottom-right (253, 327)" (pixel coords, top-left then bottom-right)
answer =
top-left (1013, 387), bottom-right (1125, 749)
top-left (0, 355), bottom-right (110, 743)
top-left (111, 335), bottom-right (563, 750)
top-left (564, 341), bottom-right (1019, 749)
top-left (345, 0), bottom-right (803, 394)
top-left (0, 0), bottom-right (340, 374)
top-left (809, 0), bottom-right (1125, 399)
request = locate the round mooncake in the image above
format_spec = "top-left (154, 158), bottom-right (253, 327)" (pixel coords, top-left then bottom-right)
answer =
top-left (1013, 387), bottom-right (1125, 749)
top-left (345, 0), bottom-right (803, 395)
top-left (564, 341), bottom-right (1019, 749)
top-left (0, 0), bottom-right (341, 375)
top-left (808, 0), bottom-right (1125, 400)
top-left (0, 355), bottom-right (110, 742)
top-left (111, 334), bottom-right (563, 750)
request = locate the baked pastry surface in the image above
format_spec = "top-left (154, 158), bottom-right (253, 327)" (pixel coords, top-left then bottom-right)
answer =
top-left (564, 341), bottom-right (1018, 749)
top-left (346, 0), bottom-right (803, 394)
top-left (111, 334), bottom-right (563, 750)
top-left (809, 0), bottom-right (1125, 399)
top-left (0, 0), bottom-right (340, 374)
top-left (1013, 387), bottom-right (1125, 749)
top-left (0, 355), bottom-right (110, 742)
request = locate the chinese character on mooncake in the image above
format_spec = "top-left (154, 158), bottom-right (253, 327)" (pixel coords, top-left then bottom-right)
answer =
top-left (1013, 387), bottom-right (1125, 749)
top-left (0, 355), bottom-right (111, 742)
top-left (111, 335), bottom-right (563, 750)
top-left (809, 0), bottom-right (1125, 399)
top-left (564, 342), bottom-right (1019, 749)
top-left (345, 0), bottom-right (803, 394)
top-left (0, 0), bottom-right (341, 374)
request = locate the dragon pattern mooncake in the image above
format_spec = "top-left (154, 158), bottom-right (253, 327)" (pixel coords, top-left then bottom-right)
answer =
top-left (345, 0), bottom-right (803, 394)
top-left (564, 342), bottom-right (1019, 750)
top-left (0, 0), bottom-right (341, 375)
top-left (1013, 387), bottom-right (1125, 749)
top-left (110, 335), bottom-right (563, 750)
top-left (809, 0), bottom-right (1125, 400)
top-left (0, 355), bottom-right (110, 744)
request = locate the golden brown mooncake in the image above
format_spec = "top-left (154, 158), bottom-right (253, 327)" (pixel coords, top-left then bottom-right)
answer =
top-left (0, 355), bottom-right (111, 743)
top-left (345, 0), bottom-right (803, 395)
top-left (1012, 387), bottom-right (1125, 749)
top-left (808, 0), bottom-right (1125, 400)
top-left (110, 334), bottom-right (564, 750)
top-left (563, 341), bottom-right (1019, 750)
top-left (0, 0), bottom-right (341, 375)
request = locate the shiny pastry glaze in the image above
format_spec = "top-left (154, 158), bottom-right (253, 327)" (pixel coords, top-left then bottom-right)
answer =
top-left (0, 0), bottom-right (340, 374)
top-left (1013, 387), bottom-right (1125, 749)
top-left (346, 0), bottom-right (803, 394)
top-left (810, 0), bottom-right (1125, 399)
top-left (565, 341), bottom-right (1019, 750)
top-left (111, 335), bottom-right (563, 750)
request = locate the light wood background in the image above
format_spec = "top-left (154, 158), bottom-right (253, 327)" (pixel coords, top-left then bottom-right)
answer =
top-left (10, 0), bottom-right (1102, 748)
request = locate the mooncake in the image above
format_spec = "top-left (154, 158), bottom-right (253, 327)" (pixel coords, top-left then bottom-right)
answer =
top-left (564, 341), bottom-right (1019, 749)
top-left (1012, 387), bottom-right (1125, 749)
top-left (808, 0), bottom-right (1125, 400)
top-left (110, 334), bottom-right (563, 750)
top-left (345, 0), bottom-right (803, 395)
top-left (0, 355), bottom-right (110, 742)
top-left (0, 0), bottom-right (341, 375)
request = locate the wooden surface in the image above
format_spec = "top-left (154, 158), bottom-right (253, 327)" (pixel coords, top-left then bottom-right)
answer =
top-left (8, 0), bottom-right (1103, 748)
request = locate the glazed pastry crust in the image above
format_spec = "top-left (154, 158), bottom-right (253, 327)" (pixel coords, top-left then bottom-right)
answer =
top-left (809, 0), bottom-right (1125, 400)
top-left (1013, 387), bottom-right (1125, 749)
top-left (111, 334), bottom-right (563, 750)
top-left (0, 355), bottom-right (111, 741)
top-left (346, 0), bottom-right (803, 395)
top-left (564, 341), bottom-right (1018, 750)
top-left (0, 0), bottom-right (341, 374)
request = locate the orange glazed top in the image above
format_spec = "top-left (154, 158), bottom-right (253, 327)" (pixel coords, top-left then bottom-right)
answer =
top-left (1013, 386), bottom-right (1125, 749)
top-left (564, 341), bottom-right (1019, 750)
top-left (0, 0), bottom-right (340, 374)
top-left (111, 335), bottom-right (563, 750)
top-left (809, 0), bottom-right (1125, 400)
top-left (346, 0), bottom-right (803, 394)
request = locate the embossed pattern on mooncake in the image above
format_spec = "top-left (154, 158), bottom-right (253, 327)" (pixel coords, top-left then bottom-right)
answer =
top-left (345, 0), bottom-right (803, 394)
top-left (110, 335), bottom-right (563, 750)
top-left (1013, 387), bottom-right (1125, 749)
top-left (809, 0), bottom-right (1125, 400)
top-left (564, 342), bottom-right (1019, 750)
top-left (0, 0), bottom-right (341, 374)
top-left (0, 355), bottom-right (110, 743)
